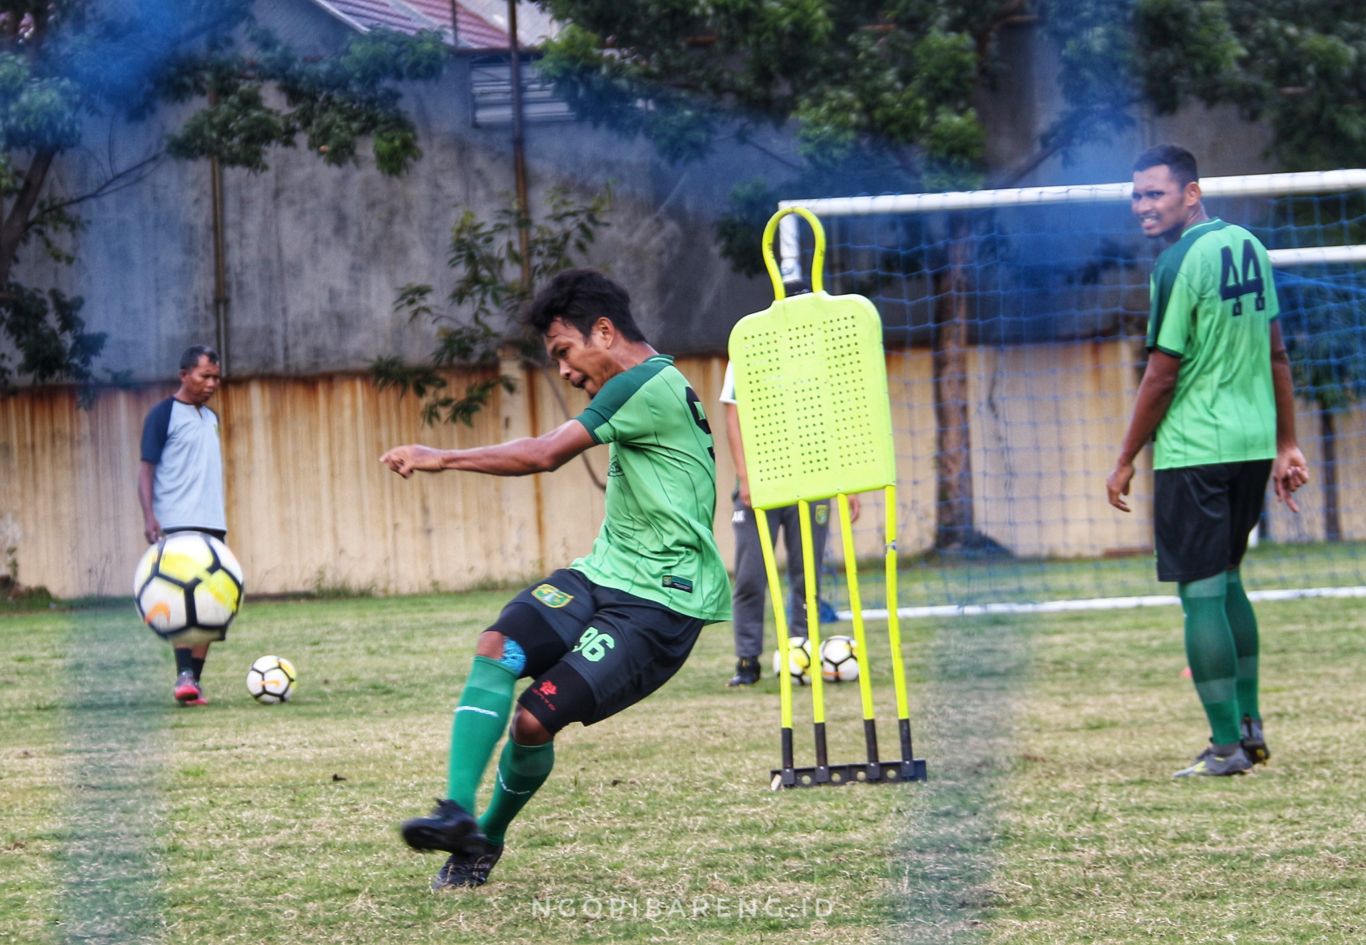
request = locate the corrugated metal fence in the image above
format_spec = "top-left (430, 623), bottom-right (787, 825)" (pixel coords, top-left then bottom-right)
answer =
top-left (1, 346), bottom-right (1357, 599)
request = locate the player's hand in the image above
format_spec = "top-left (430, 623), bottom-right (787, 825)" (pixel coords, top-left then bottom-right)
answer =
top-left (1106, 459), bottom-right (1135, 512)
top-left (1272, 445), bottom-right (1309, 514)
top-left (847, 494), bottom-right (862, 523)
top-left (738, 474), bottom-right (751, 509)
top-left (144, 517), bottom-right (162, 544)
top-left (380, 444), bottom-right (445, 478)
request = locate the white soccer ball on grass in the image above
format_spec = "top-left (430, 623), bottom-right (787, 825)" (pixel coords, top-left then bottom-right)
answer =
top-left (819, 635), bottom-right (860, 682)
top-left (246, 655), bottom-right (297, 704)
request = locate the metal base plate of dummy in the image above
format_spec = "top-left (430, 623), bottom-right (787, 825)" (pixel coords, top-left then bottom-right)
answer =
top-left (769, 758), bottom-right (928, 790)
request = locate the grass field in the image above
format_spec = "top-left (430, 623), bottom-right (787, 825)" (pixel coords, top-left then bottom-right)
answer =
top-left (1, 581), bottom-right (1363, 944)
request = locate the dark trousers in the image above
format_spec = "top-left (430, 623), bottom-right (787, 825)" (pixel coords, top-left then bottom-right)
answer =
top-left (731, 497), bottom-right (830, 658)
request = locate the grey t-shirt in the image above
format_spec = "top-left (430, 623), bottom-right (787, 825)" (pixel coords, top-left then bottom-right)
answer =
top-left (140, 398), bottom-right (226, 532)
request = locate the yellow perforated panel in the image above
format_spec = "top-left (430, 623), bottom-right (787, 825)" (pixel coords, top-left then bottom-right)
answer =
top-left (728, 291), bottom-right (897, 510)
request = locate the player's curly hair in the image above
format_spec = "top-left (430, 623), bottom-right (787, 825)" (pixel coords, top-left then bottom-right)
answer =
top-left (525, 268), bottom-right (647, 342)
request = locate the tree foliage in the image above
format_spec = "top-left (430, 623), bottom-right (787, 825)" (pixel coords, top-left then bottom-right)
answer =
top-left (1047, 0), bottom-right (1366, 173)
top-left (532, 0), bottom-right (1052, 274)
top-left (536, 0), bottom-right (1005, 179)
top-left (0, 0), bottom-right (445, 395)
top-left (371, 187), bottom-right (612, 426)
top-left (1131, 0), bottom-right (1366, 171)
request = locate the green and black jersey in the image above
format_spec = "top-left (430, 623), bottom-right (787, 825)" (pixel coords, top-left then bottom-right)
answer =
top-left (572, 355), bottom-right (731, 622)
top-left (1145, 218), bottom-right (1279, 470)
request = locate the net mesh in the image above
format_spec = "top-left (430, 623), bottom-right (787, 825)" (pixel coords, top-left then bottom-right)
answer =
top-left (801, 180), bottom-right (1366, 612)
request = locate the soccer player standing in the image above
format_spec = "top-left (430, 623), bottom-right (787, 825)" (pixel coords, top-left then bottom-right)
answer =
top-left (1106, 145), bottom-right (1309, 777)
top-left (380, 269), bottom-right (731, 888)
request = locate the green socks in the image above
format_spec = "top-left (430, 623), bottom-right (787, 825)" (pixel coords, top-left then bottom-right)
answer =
top-left (446, 656), bottom-right (517, 811)
top-left (443, 655), bottom-right (555, 843)
top-left (1224, 569), bottom-right (1261, 722)
top-left (1178, 573), bottom-right (1241, 746)
top-left (478, 739), bottom-right (555, 845)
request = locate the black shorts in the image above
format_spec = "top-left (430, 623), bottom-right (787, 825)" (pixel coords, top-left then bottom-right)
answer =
top-left (1153, 460), bottom-right (1271, 583)
top-left (493, 569), bottom-right (705, 733)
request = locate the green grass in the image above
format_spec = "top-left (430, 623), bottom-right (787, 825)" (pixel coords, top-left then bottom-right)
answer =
top-left (1, 586), bottom-right (1363, 944)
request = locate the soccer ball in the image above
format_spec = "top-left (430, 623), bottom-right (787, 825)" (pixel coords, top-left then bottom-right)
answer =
top-left (246, 655), bottom-right (297, 703)
top-left (773, 637), bottom-right (813, 686)
top-left (820, 635), bottom-right (860, 682)
top-left (133, 532), bottom-right (244, 645)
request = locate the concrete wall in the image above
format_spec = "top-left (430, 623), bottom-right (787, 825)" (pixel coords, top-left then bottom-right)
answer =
top-left (16, 0), bottom-right (785, 387)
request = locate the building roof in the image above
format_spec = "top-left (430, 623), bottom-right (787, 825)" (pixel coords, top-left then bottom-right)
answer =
top-left (306, 0), bottom-right (555, 50)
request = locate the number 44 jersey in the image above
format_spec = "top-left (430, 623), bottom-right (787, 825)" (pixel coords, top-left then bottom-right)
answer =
top-left (571, 355), bottom-right (732, 622)
top-left (1145, 218), bottom-right (1280, 470)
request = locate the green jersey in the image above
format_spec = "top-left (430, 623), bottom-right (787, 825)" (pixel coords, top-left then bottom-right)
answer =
top-left (572, 355), bottom-right (732, 621)
top-left (1145, 218), bottom-right (1279, 470)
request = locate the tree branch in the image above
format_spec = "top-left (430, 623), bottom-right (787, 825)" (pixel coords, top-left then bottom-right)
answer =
top-left (35, 151), bottom-right (166, 220)
top-left (0, 148), bottom-right (56, 284)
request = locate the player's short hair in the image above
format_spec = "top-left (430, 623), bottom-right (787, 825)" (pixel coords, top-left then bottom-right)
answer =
top-left (525, 269), bottom-right (647, 343)
top-left (179, 345), bottom-right (220, 372)
top-left (1133, 144), bottom-right (1199, 188)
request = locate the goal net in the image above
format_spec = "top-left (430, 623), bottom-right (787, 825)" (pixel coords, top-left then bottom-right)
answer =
top-left (775, 170), bottom-right (1366, 617)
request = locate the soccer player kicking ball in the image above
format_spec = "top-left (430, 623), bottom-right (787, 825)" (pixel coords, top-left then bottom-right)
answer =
top-left (1107, 145), bottom-right (1309, 778)
top-left (380, 269), bottom-right (730, 888)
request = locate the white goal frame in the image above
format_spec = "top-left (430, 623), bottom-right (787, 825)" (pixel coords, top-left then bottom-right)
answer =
top-left (778, 169), bottom-right (1366, 279)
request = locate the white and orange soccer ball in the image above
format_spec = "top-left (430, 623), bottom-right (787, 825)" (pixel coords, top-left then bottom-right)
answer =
top-left (133, 532), bottom-right (244, 645)
top-left (819, 635), bottom-right (860, 682)
top-left (246, 655), bottom-right (297, 703)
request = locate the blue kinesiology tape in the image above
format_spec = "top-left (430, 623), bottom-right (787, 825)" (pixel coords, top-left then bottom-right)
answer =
top-left (499, 637), bottom-right (527, 675)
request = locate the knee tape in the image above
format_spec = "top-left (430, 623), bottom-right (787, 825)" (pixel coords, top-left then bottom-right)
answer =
top-left (498, 637), bottom-right (527, 675)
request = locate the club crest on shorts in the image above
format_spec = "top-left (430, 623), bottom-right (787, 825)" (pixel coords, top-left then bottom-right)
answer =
top-left (532, 583), bottom-right (573, 608)
top-left (814, 504), bottom-right (830, 526)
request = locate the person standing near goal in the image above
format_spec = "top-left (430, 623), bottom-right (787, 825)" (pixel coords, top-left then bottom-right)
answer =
top-left (1106, 144), bottom-right (1309, 778)
top-left (138, 344), bottom-right (228, 707)
top-left (380, 269), bottom-right (730, 889)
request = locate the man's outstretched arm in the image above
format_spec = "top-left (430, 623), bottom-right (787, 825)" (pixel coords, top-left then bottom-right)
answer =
top-left (381, 419), bottom-right (595, 479)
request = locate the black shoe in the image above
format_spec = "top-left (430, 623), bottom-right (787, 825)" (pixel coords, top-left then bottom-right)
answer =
top-left (400, 799), bottom-right (481, 853)
top-left (727, 656), bottom-right (760, 687)
top-left (432, 836), bottom-right (504, 890)
top-left (1241, 715), bottom-right (1270, 765)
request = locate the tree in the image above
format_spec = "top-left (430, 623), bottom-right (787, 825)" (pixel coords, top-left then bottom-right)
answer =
top-left (0, 1), bottom-right (445, 396)
top-left (533, 0), bottom-right (1060, 552)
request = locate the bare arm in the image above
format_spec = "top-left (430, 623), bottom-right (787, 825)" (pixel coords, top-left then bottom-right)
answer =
top-left (724, 402), bottom-right (750, 507)
top-left (138, 461), bottom-right (161, 543)
top-left (1269, 320), bottom-right (1309, 512)
top-left (380, 419), bottom-right (595, 479)
top-left (1106, 350), bottom-right (1181, 512)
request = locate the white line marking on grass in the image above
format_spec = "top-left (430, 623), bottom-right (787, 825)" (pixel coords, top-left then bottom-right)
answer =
top-left (836, 585), bottom-right (1366, 621)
